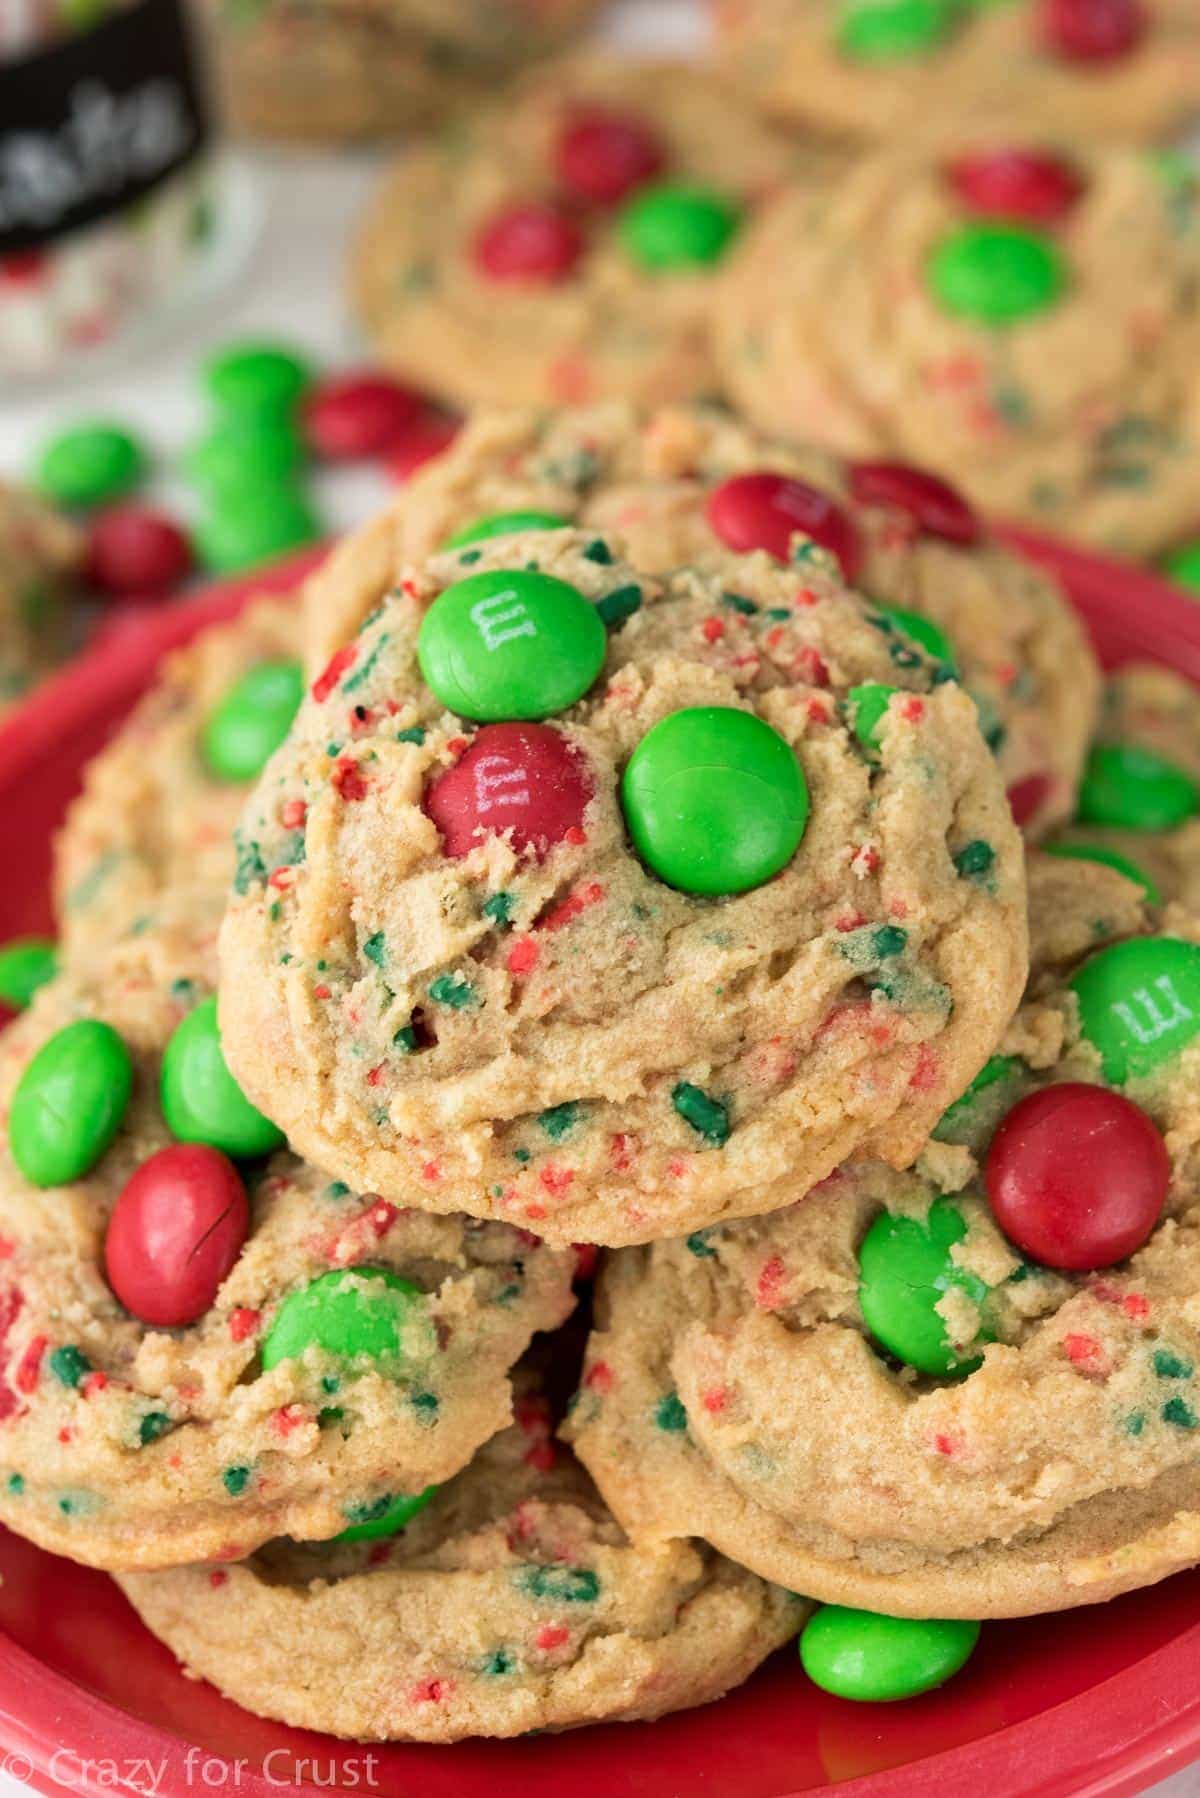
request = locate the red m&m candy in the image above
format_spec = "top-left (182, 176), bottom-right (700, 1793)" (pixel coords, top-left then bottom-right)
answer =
top-left (706, 473), bottom-right (863, 581)
top-left (1038, 0), bottom-right (1146, 61)
top-left (556, 108), bottom-right (666, 206)
top-left (303, 372), bottom-right (423, 460)
top-left (1006, 771), bottom-right (1052, 830)
top-left (386, 415), bottom-right (460, 484)
top-left (472, 205), bottom-right (584, 283)
top-left (946, 150), bottom-right (1085, 227)
top-left (105, 1144), bottom-right (249, 1326)
top-left (85, 505), bottom-right (192, 597)
top-left (424, 723), bottom-right (592, 861)
top-left (985, 1083), bottom-right (1168, 1270)
top-left (848, 461), bottom-right (981, 547)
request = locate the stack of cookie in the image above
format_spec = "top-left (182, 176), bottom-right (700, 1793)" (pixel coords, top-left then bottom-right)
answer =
top-left (11, 395), bottom-right (1200, 1740)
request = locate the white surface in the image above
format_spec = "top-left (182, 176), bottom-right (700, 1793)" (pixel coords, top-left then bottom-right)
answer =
top-left (0, 4), bottom-right (1198, 1793)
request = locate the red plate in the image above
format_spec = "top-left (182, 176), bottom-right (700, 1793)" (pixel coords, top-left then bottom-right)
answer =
top-left (0, 538), bottom-right (1199, 1798)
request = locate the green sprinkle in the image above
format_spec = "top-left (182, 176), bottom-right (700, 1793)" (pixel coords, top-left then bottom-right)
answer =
top-left (138, 1412), bottom-right (170, 1446)
top-left (325, 1180), bottom-right (351, 1199)
top-left (672, 1082), bottom-right (730, 1145)
top-left (482, 891), bottom-right (515, 924)
top-left (363, 932), bottom-right (387, 969)
top-left (513, 1147), bottom-right (531, 1164)
top-left (1153, 1349), bottom-right (1194, 1380)
top-left (722, 591), bottom-right (759, 616)
top-left (954, 840), bottom-right (995, 880)
top-left (655, 1392), bottom-right (688, 1433)
top-left (596, 584), bottom-right (642, 628)
top-left (871, 925), bottom-right (908, 958)
top-left (412, 1390), bottom-right (439, 1418)
top-left (428, 973), bottom-right (476, 1009)
top-left (342, 633), bottom-right (390, 695)
top-left (49, 1346), bottom-right (90, 1389)
top-left (393, 1025), bottom-right (419, 1054)
top-left (7, 1474), bottom-right (24, 1495)
top-left (233, 834), bottom-right (267, 895)
top-left (517, 1564), bottom-right (600, 1603)
top-left (222, 1465), bottom-right (251, 1496)
top-left (480, 1648), bottom-right (516, 1676)
top-left (583, 539), bottom-right (613, 565)
top-left (1163, 1397), bottom-right (1198, 1430)
top-left (396, 725), bottom-right (426, 745)
top-left (686, 1230), bottom-right (717, 1258)
top-left (1125, 1411), bottom-right (1146, 1437)
top-left (539, 1101), bottom-right (579, 1141)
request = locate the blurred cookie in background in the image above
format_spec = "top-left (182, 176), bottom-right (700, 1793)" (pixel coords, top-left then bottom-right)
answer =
top-left (716, 143), bottom-right (1200, 558)
top-left (716, 0), bottom-right (1200, 146)
top-left (201, 0), bottom-right (602, 142)
top-left (352, 58), bottom-right (818, 409)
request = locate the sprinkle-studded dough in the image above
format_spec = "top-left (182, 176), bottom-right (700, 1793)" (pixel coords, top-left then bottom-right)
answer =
top-left (567, 862), bottom-right (1200, 1618)
top-left (223, 523), bottom-right (1026, 1246)
top-left (0, 896), bottom-right (575, 1570)
top-left (118, 1394), bottom-right (804, 1740)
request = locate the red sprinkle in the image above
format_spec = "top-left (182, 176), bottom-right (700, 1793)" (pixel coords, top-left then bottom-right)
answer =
top-left (311, 644), bottom-right (356, 702)
top-left (228, 1308), bottom-right (261, 1343)
top-left (14, 1334), bottom-right (46, 1395)
top-left (80, 1371), bottom-right (109, 1399)
top-left (409, 1677), bottom-right (452, 1705)
top-left (584, 1360), bottom-right (614, 1393)
top-left (280, 798), bottom-right (307, 829)
top-left (208, 1570), bottom-right (229, 1589)
top-left (1063, 1332), bottom-right (1111, 1376)
top-left (539, 881), bottom-right (604, 933)
top-left (332, 757), bottom-right (369, 802)
top-left (755, 1256), bottom-right (787, 1310)
top-left (535, 1623), bottom-right (571, 1652)
top-left (701, 1386), bottom-right (730, 1414)
top-left (507, 936), bottom-right (540, 976)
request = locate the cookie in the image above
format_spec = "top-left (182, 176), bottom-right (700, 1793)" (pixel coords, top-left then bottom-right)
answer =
top-left (715, 144), bottom-right (1200, 557)
top-left (0, 896), bottom-right (575, 1570)
top-left (201, 0), bottom-right (599, 143)
top-left (566, 861), bottom-right (1200, 1619)
top-left (0, 482), bottom-right (80, 717)
top-left (222, 520), bottom-right (1026, 1248)
top-left (303, 402), bottom-right (1100, 837)
top-left (351, 60), bottom-right (808, 411)
top-left (1049, 664), bottom-right (1200, 911)
top-left (717, 0), bottom-right (1200, 146)
top-left (54, 592), bottom-right (302, 964)
top-left (117, 1395), bottom-right (804, 1740)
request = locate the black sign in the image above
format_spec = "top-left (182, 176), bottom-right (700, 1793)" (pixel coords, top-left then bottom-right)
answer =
top-left (0, 0), bottom-right (211, 256)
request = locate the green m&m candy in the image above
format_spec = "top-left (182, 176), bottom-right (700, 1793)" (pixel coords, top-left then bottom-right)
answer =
top-left (186, 418), bottom-right (306, 497)
top-left (417, 569), bottom-right (605, 722)
top-left (619, 183), bottom-right (742, 271)
top-left (1077, 743), bottom-right (1199, 833)
top-left (1071, 937), bottom-right (1200, 1084)
top-left (838, 0), bottom-right (959, 61)
top-left (445, 510), bottom-right (570, 549)
top-left (0, 938), bottom-right (58, 1011)
top-left (37, 423), bottom-right (146, 509)
top-left (195, 486), bottom-right (321, 576)
top-left (261, 1267), bottom-right (424, 1371)
top-left (201, 660), bottom-right (305, 782)
top-left (621, 706), bottom-right (809, 896)
top-left (336, 1486), bottom-right (436, 1543)
top-left (161, 997), bottom-right (285, 1158)
top-left (1164, 540), bottom-right (1200, 595)
top-left (9, 1020), bottom-right (132, 1187)
top-left (800, 1605), bottom-right (980, 1702)
top-left (1043, 841), bottom-right (1161, 904)
top-left (858, 1198), bottom-right (991, 1376)
top-left (203, 342), bottom-right (312, 420)
top-left (848, 682), bottom-right (897, 753)
top-left (928, 224), bottom-right (1066, 326)
top-left (874, 605), bottom-right (957, 673)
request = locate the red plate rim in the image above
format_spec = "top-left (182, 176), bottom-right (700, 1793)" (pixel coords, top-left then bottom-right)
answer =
top-left (1, 535), bottom-right (1200, 1798)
